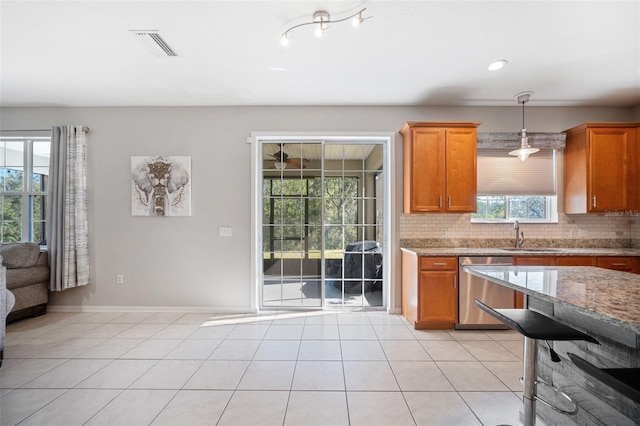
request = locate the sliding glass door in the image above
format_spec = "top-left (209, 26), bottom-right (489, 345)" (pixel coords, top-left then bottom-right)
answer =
top-left (260, 139), bottom-right (385, 309)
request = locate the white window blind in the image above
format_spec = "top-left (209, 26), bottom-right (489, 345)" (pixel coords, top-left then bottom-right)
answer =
top-left (477, 148), bottom-right (556, 196)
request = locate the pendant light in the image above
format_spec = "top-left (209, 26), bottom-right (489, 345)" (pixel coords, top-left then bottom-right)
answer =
top-left (509, 91), bottom-right (539, 161)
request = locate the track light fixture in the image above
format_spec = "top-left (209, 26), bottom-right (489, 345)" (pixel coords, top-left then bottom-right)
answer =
top-left (280, 8), bottom-right (370, 46)
top-left (509, 91), bottom-right (539, 162)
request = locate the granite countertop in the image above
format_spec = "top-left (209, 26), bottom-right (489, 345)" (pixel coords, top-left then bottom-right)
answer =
top-left (401, 247), bottom-right (640, 257)
top-left (464, 265), bottom-right (640, 334)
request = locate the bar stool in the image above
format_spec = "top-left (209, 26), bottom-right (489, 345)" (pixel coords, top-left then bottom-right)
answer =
top-left (475, 299), bottom-right (600, 426)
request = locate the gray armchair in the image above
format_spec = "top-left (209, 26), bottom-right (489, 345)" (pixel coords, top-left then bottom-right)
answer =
top-left (1, 255), bottom-right (16, 367)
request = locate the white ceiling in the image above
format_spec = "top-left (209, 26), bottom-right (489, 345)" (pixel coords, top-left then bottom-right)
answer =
top-left (1, 0), bottom-right (639, 108)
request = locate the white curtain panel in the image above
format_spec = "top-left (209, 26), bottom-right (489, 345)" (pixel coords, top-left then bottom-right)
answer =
top-left (47, 126), bottom-right (89, 291)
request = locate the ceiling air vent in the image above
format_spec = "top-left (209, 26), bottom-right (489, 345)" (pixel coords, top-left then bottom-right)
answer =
top-left (131, 30), bottom-right (177, 57)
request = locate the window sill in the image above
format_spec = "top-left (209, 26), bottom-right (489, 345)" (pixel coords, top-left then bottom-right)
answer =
top-left (471, 219), bottom-right (559, 224)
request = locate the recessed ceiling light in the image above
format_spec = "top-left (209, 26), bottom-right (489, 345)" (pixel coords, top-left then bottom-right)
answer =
top-left (488, 60), bottom-right (508, 71)
top-left (270, 67), bottom-right (287, 71)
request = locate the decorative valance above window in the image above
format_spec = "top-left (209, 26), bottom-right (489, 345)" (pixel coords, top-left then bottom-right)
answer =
top-left (477, 148), bottom-right (556, 196)
top-left (477, 132), bottom-right (566, 150)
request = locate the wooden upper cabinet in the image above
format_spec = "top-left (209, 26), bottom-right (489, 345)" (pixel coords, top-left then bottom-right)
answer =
top-left (446, 129), bottom-right (478, 211)
top-left (407, 127), bottom-right (444, 212)
top-left (401, 122), bottom-right (480, 213)
top-left (564, 123), bottom-right (639, 214)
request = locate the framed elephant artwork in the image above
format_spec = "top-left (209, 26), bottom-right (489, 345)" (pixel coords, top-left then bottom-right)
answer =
top-left (131, 156), bottom-right (192, 216)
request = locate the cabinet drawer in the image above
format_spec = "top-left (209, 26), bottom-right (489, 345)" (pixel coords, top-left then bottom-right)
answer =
top-left (556, 256), bottom-right (597, 266)
top-left (420, 257), bottom-right (457, 271)
top-left (596, 257), bottom-right (635, 272)
top-left (515, 256), bottom-right (556, 266)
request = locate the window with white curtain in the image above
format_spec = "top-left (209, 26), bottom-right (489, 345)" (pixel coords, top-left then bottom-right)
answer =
top-left (472, 148), bottom-right (558, 223)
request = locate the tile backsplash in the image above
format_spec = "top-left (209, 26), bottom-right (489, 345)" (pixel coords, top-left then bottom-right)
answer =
top-left (632, 216), bottom-right (640, 248)
top-left (400, 213), bottom-right (639, 248)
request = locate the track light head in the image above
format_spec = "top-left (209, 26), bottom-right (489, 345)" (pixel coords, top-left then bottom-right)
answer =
top-left (352, 12), bottom-right (364, 27)
top-left (313, 11), bottom-right (329, 37)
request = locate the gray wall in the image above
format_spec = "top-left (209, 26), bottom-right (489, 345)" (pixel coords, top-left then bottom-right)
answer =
top-left (0, 105), bottom-right (635, 312)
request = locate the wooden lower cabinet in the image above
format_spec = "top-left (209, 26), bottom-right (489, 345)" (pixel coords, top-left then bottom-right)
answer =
top-left (556, 256), bottom-right (597, 266)
top-left (418, 269), bottom-right (457, 328)
top-left (596, 256), bottom-right (635, 272)
top-left (401, 252), bottom-right (640, 331)
top-left (516, 255), bottom-right (638, 273)
top-left (401, 252), bottom-right (457, 329)
top-left (514, 256), bottom-right (556, 266)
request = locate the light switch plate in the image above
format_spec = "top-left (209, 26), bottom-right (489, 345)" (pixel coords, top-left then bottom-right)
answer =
top-left (219, 226), bottom-right (232, 237)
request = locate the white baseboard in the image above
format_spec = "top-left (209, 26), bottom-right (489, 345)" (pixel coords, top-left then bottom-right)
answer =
top-left (47, 305), bottom-right (404, 316)
top-left (47, 305), bottom-right (254, 314)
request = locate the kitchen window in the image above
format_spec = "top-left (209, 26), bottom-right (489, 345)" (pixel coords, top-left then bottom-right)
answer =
top-left (473, 148), bottom-right (558, 223)
top-left (0, 137), bottom-right (50, 244)
top-left (473, 195), bottom-right (557, 222)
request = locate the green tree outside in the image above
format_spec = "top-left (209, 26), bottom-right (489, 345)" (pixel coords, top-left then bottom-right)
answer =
top-left (263, 176), bottom-right (359, 259)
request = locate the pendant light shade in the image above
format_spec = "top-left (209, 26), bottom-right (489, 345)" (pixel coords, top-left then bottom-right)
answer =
top-left (509, 91), bottom-right (539, 161)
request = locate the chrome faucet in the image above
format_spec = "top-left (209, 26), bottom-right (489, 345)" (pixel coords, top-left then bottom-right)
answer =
top-left (514, 220), bottom-right (525, 248)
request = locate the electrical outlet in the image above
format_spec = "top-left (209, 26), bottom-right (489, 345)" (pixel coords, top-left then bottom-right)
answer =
top-left (578, 229), bottom-right (588, 237)
top-left (116, 274), bottom-right (124, 284)
top-left (441, 228), bottom-right (448, 237)
top-left (568, 229), bottom-right (577, 238)
top-left (219, 226), bottom-right (232, 237)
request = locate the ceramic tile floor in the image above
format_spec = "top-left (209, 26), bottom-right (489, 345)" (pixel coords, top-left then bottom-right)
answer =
top-left (0, 310), bottom-right (538, 425)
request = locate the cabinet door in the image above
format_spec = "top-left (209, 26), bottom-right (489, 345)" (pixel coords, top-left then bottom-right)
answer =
top-left (445, 128), bottom-right (477, 212)
top-left (411, 128), bottom-right (445, 212)
top-left (629, 127), bottom-right (639, 211)
top-left (418, 271), bottom-right (457, 323)
top-left (588, 128), bottom-right (630, 212)
top-left (556, 257), bottom-right (597, 266)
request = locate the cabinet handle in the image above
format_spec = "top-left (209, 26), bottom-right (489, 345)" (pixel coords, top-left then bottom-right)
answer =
top-left (432, 262), bottom-right (447, 266)
top-left (439, 196), bottom-right (442, 208)
top-left (592, 196), bottom-right (597, 207)
top-left (448, 196), bottom-right (451, 208)
top-left (611, 263), bottom-right (628, 266)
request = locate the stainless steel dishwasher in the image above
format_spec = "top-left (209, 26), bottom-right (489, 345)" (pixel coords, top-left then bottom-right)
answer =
top-left (457, 256), bottom-right (515, 329)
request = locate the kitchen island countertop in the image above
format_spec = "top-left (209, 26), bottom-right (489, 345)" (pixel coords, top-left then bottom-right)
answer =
top-left (463, 265), bottom-right (640, 334)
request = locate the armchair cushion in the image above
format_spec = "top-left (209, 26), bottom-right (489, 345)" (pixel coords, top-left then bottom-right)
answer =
top-left (0, 243), bottom-right (41, 269)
